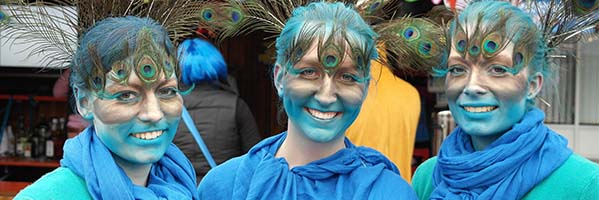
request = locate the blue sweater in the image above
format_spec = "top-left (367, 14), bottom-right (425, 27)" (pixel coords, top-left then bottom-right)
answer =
top-left (15, 167), bottom-right (92, 200)
top-left (413, 154), bottom-right (599, 200)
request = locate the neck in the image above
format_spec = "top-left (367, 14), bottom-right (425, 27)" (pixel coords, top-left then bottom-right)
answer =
top-left (113, 155), bottom-right (152, 187)
top-left (470, 133), bottom-right (503, 151)
top-left (275, 121), bottom-right (345, 169)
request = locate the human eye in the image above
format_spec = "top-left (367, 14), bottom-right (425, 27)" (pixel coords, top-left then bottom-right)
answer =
top-left (340, 73), bottom-right (358, 82)
top-left (299, 68), bottom-right (319, 79)
top-left (448, 65), bottom-right (467, 76)
top-left (488, 65), bottom-right (510, 76)
top-left (157, 87), bottom-right (179, 99)
top-left (115, 91), bottom-right (139, 102)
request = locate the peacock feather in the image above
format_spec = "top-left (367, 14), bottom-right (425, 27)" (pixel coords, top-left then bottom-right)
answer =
top-left (196, 1), bottom-right (249, 42)
top-left (195, 0), bottom-right (450, 75)
top-left (376, 17), bottom-right (447, 73)
top-left (317, 29), bottom-right (348, 72)
top-left (106, 41), bottom-right (132, 85)
top-left (519, 0), bottom-right (599, 47)
top-left (0, 0), bottom-right (206, 70)
top-left (87, 44), bottom-right (106, 91)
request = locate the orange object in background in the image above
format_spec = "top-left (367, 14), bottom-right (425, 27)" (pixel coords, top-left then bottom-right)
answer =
top-left (345, 59), bottom-right (421, 183)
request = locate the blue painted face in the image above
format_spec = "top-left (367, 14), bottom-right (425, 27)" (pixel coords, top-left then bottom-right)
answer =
top-left (279, 42), bottom-right (368, 143)
top-left (446, 42), bottom-right (531, 138)
top-left (90, 67), bottom-right (182, 165)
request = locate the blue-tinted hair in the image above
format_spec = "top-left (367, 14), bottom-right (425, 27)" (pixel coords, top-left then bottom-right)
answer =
top-left (274, 2), bottom-right (378, 75)
top-left (177, 38), bottom-right (227, 85)
top-left (70, 16), bottom-right (174, 92)
top-left (439, 1), bottom-right (550, 84)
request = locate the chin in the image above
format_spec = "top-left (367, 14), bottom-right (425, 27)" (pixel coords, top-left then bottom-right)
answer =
top-left (461, 124), bottom-right (508, 138)
top-left (303, 128), bottom-right (343, 143)
top-left (133, 155), bottom-right (163, 164)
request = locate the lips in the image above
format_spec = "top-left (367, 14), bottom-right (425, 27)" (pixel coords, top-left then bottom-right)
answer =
top-left (306, 108), bottom-right (340, 120)
top-left (130, 130), bottom-right (164, 140)
top-left (462, 106), bottom-right (497, 113)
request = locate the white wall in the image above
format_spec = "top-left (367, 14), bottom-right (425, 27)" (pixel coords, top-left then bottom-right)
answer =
top-left (579, 40), bottom-right (599, 124)
top-left (0, 5), bottom-right (77, 68)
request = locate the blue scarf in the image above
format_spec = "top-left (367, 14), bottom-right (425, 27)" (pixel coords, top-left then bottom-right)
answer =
top-left (431, 108), bottom-right (572, 199)
top-left (61, 127), bottom-right (199, 199)
top-left (231, 132), bottom-right (405, 199)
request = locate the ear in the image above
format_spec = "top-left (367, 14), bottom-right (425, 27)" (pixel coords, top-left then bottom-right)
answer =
top-left (73, 87), bottom-right (94, 120)
top-left (527, 72), bottom-right (543, 100)
top-left (273, 64), bottom-right (285, 97)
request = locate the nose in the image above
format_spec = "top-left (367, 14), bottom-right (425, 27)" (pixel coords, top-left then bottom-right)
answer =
top-left (314, 75), bottom-right (337, 106)
top-left (138, 95), bottom-right (164, 123)
top-left (463, 70), bottom-right (488, 96)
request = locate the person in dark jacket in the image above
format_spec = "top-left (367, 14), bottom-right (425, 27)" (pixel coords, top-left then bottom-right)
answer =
top-left (174, 38), bottom-right (262, 182)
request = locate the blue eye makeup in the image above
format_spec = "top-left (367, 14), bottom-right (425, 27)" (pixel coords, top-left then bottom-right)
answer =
top-left (115, 91), bottom-right (140, 102)
top-left (157, 87), bottom-right (179, 99)
top-left (448, 65), bottom-right (467, 76)
top-left (340, 73), bottom-right (358, 82)
top-left (488, 65), bottom-right (509, 76)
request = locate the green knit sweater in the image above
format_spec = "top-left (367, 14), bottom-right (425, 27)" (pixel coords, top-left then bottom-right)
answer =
top-left (14, 167), bottom-right (92, 200)
top-left (412, 154), bottom-right (599, 200)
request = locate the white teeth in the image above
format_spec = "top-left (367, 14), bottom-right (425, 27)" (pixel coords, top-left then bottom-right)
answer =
top-left (131, 130), bottom-right (164, 140)
top-left (464, 106), bottom-right (496, 113)
top-left (307, 108), bottom-right (338, 120)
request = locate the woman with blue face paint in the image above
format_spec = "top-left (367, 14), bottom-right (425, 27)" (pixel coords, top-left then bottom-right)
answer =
top-left (412, 1), bottom-right (599, 199)
top-left (14, 16), bottom-right (199, 199)
top-left (198, 2), bottom-right (417, 199)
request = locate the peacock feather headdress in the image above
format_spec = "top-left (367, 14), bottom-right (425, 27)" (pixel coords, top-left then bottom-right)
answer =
top-left (195, 0), bottom-right (450, 75)
top-left (434, 0), bottom-right (599, 79)
top-left (0, 0), bottom-right (207, 93)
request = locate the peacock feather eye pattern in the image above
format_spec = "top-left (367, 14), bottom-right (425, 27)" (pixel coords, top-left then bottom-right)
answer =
top-left (230, 8), bottom-right (243, 25)
top-left (163, 59), bottom-right (174, 79)
top-left (351, 46), bottom-right (367, 70)
top-left (468, 45), bottom-right (481, 57)
top-left (90, 66), bottom-right (105, 91)
top-left (201, 8), bottom-right (215, 22)
top-left (138, 58), bottom-right (159, 81)
top-left (365, 0), bottom-right (384, 15)
top-left (318, 34), bottom-right (346, 70)
top-left (456, 39), bottom-right (466, 52)
top-left (417, 40), bottom-right (434, 58)
top-left (107, 60), bottom-right (131, 85)
top-left (481, 32), bottom-right (505, 58)
top-left (573, 0), bottom-right (599, 15)
top-left (378, 17), bottom-right (447, 73)
top-left (0, 9), bottom-right (8, 26)
top-left (513, 43), bottom-right (530, 71)
top-left (401, 26), bottom-right (420, 42)
top-left (131, 28), bottom-right (175, 84)
top-left (87, 45), bottom-right (106, 91)
top-left (453, 25), bottom-right (468, 55)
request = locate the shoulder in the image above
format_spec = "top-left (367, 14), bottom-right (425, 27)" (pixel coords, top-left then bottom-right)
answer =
top-left (549, 154), bottom-right (599, 189)
top-left (524, 154), bottom-right (599, 199)
top-left (412, 157), bottom-right (437, 200)
top-left (14, 167), bottom-right (91, 200)
top-left (413, 157), bottom-right (437, 183)
top-left (369, 170), bottom-right (418, 200)
top-left (198, 156), bottom-right (244, 199)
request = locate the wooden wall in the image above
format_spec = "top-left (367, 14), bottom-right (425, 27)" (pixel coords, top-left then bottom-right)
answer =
top-left (218, 32), bottom-right (284, 139)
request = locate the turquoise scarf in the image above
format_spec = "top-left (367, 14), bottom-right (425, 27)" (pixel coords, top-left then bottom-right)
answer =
top-left (431, 108), bottom-right (572, 199)
top-left (61, 127), bottom-right (199, 199)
